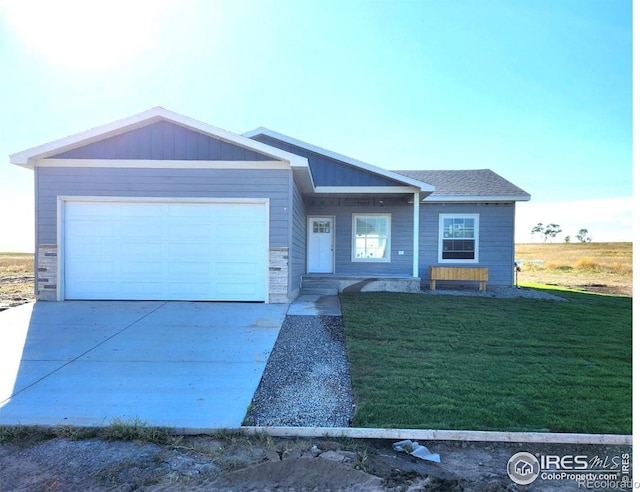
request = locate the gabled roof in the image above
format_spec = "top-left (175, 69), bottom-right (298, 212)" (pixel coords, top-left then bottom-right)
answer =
top-left (10, 108), bottom-right (529, 203)
top-left (10, 107), bottom-right (309, 170)
top-left (244, 127), bottom-right (434, 194)
top-left (397, 169), bottom-right (531, 202)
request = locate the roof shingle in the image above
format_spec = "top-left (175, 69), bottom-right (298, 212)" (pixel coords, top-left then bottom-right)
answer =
top-left (396, 169), bottom-right (530, 199)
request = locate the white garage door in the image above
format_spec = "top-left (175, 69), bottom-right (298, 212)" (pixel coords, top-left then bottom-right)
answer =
top-left (63, 200), bottom-right (268, 301)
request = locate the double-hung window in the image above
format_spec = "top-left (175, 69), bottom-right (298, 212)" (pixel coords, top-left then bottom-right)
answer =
top-left (352, 214), bottom-right (391, 262)
top-left (439, 214), bottom-right (479, 262)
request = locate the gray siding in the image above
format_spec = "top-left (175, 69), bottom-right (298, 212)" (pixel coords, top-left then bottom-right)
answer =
top-left (419, 202), bottom-right (516, 286)
top-left (36, 167), bottom-right (291, 247)
top-left (251, 135), bottom-right (404, 187)
top-left (303, 199), bottom-right (516, 284)
top-left (53, 121), bottom-right (273, 161)
top-left (306, 197), bottom-right (415, 276)
top-left (289, 177), bottom-right (307, 296)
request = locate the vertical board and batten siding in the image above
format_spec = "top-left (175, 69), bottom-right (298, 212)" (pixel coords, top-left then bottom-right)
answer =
top-left (306, 197), bottom-right (414, 276)
top-left (289, 177), bottom-right (307, 296)
top-left (52, 121), bottom-right (271, 161)
top-left (36, 167), bottom-right (291, 247)
top-left (419, 202), bottom-right (516, 286)
top-left (251, 135), bottom-right (405, 187)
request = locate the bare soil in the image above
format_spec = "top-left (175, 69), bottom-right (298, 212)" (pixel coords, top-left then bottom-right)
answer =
top-left (0, 275), bottom-right (34, 311)
top-left (0, 433), bottom-right (631, 491)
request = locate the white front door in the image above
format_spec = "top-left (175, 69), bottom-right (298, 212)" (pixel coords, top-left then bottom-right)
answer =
top-left (308, 217), bottom-right (334, 273)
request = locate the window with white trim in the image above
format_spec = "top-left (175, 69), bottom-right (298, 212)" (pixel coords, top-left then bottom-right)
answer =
top-left (352, 214), bottom-right (391, 262)
top-left (439, 214), bottom-right (479, 262)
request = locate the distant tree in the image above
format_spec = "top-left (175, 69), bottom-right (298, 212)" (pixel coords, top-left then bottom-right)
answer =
top-left (531, 223), bottom-right (544, 241)
top-left (543, 224), bottom-right (562, 242)
top-left (564, 235), bottom-right (571, 243)
top-left (575, 228), bottom-right (592, 243)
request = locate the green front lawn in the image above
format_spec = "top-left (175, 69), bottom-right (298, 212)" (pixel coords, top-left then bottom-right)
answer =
top-left (341, 290), bottom-right (632, 434)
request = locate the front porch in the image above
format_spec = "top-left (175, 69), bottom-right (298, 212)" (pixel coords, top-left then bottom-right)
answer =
top-left (300, 275), bottom-right (421, 296)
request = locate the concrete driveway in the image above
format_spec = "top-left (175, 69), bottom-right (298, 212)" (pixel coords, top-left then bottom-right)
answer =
top-left (0, 301), bottom-right (287, 430)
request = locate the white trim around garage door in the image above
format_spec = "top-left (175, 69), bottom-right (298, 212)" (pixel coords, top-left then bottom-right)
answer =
top-left (56, 196), bottom-right (270, 302)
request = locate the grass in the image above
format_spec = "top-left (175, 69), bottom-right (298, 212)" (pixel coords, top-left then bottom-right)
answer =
top-left (0, 252), bottom-right (33, 277)
top-left (0, 418), bottom-right (175, 445)
top-left (341, 290), bottom-right (631, 435)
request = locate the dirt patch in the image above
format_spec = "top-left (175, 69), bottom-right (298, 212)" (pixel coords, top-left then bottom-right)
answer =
top-left (0, 275), bottom-right (34, 311)
top-left (0, 433), bottom-right (631, 491)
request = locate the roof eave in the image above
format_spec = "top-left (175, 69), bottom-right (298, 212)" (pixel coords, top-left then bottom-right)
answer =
top-left (10, 108), bottom-right (309, 169)
top-left (423, 194), bottom-right (531, 203)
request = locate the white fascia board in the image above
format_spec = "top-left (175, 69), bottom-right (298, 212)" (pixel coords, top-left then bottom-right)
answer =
top-left (35, 159), bottom-right (290, 170)
top-left (243, 127), bottom-right (435, 193)
top-left (422, 194), bottom-right (532, 203)
top-left (10, 107), bottom-right (309, 169)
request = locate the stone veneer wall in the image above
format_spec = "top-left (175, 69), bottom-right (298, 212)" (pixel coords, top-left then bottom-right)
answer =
top-left (269, 247), bottom-right (290, 303)
top-left (37, 245), bottom-right (58, 301)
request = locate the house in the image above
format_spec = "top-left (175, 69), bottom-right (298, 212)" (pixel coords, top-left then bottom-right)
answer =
top-left (10, 107), bottom-right (530, 303)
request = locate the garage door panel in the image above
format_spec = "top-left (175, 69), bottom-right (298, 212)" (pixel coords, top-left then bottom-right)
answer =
top-left (168, 222), bottom-right (213, 237)
top-left (167, 282), bottom-right (212, 297)
top-left (166, 262), bottom-right (210, 275)
top-left (65, 220), bottom-right (116, 238)
top-left (167, 203), bottom-right (211, 217)
top-left (70, 281), bottom-right (117, 297)
top-left (68, 260), bottom-right (114, 275)
top-left (65, 202), bottom-right (118, 219)
top-left (120, 242), bottom-right (165, 257)
top-left (219, 230), bottom-right (262, 243)
top-left (216, 262), bottom-right (259, 275)
top-left (166, 242), bottom-right (212, 258)
top-left (125, 204), bottom-right (165, 217)
top-left (216, 283), bottom-right (260, 296)
top-left (119, 261), bottom-right (164, 276)
top-left (120, 221), bottom-right (164, 239)
top-left (64, 200), bottom-right (267, 301)
top-left (215, 244), bottom-right (261, 259)
top-left (66, 240), bottom-right (114, 259)
top-left (214, 269), bottom-right (260, 281)
top-left (119, 282), bottom-right (164, 298)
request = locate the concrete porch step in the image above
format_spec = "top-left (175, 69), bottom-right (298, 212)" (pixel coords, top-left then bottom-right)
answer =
top-left (300, 276), bottom-right (340, 296)
top-left (299, 287), bottom-right (339, 296)
top-left (301, 275), bottom-right (421, 295)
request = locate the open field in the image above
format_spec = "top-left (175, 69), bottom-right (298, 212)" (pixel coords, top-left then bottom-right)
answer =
top-left (515, 242), bottom-right (632, 296)
top-left (0, 252), bottom-right (33, 276)
top-left (341, 291), bottom-right (632, 434)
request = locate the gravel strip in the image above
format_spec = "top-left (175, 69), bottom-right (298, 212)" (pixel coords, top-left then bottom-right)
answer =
top-left (245, 315), bottom-right (354, 427)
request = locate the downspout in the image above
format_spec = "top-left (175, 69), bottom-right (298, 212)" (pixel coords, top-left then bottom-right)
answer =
top-left (413, 191), bottom-right (419, 278)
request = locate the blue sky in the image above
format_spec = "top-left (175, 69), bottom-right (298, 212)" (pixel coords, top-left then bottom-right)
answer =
top-left (0, 0), bottom-right (632, 251)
